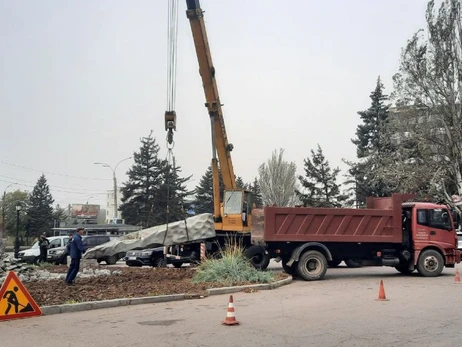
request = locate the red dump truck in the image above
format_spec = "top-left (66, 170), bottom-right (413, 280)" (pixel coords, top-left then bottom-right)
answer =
top-left (251, 194), bottom-right (461, 280)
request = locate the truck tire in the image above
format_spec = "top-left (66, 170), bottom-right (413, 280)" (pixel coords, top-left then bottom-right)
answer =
top-left (345, 258), bottom-right (361, 268)
top-left (417, 249), bottom-right (444, 277)
top-left (296, 250), bottom-right (328, 281)
top-left (244, 245), bottom-right (270, 270)
top-left (282, 261), bottom-right (296, 275)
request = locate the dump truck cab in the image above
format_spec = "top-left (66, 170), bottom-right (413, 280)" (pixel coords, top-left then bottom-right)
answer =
top-left (403, 202), bottom-right (459, 271)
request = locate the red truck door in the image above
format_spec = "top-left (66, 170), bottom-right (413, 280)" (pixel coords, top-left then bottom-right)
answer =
top-left (415, 208), bottom-right (455, 248)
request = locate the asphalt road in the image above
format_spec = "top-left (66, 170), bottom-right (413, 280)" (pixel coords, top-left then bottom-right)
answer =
top-left (1, 263), bottom-right (462, 347)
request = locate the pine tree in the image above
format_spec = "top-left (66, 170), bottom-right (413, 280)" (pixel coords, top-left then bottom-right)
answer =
top-left (193, 166), bottom-right (224, 214)
top-left (297, 145), bottom-right (345, 207)
top-left (194, 167), bottom-right (214, 214)
top-left (353, 77), bottom-right (390, 158)
top-left (235, 176), bottom-right (245, 189)
top-left (250, 177), bottom-right (263, 207)
top-left (27, 174), bottom-right (54, 236)
top-left (52, 204), bottom-right (67, 226)
top-left (159, 163), bottom-right (192, 224)
top-left (346, 77), bottom-right (391, 206)
top-left (120, 132), bottom-right (191, 228)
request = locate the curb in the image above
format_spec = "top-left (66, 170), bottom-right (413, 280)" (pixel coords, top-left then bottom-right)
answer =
top-left (40, 276), bottom-right (292, 316)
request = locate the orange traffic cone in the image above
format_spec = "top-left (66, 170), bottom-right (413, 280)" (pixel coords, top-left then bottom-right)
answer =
top-left (455, 269), bottom-right (461, 284)
top-left (376, 280), bottom-right (389, 301)
top-left (222, 295), bottom-right (239, 326)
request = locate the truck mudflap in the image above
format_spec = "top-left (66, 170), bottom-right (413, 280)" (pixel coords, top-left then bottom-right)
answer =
top-left (442, 249), bottom-right (460, 266)
top-left (452, 250), bottom-right (461, 264)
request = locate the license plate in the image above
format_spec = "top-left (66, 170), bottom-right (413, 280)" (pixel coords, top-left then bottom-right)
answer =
top-left (128, 256), bottom-right (137, 260)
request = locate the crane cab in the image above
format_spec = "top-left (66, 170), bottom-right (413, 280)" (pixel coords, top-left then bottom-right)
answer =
top-left (217, 189), bottom-right (253, 233)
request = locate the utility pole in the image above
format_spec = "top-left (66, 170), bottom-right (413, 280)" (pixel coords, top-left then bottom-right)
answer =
top-left (113, 171), bottom-right (118, 219)
top-left (94, 157), bottom-right (132, 221)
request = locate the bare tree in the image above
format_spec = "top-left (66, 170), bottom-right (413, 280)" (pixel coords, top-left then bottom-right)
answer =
top-left (258, 149), bottom-right (299, 206)
top-left (388, 0), bottom-right (462, 206)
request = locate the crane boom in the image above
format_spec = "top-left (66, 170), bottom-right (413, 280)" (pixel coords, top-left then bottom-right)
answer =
top-left (185, 0), bottom-right (253, 233)
top-left (185, 0), bottom-right (236, 190)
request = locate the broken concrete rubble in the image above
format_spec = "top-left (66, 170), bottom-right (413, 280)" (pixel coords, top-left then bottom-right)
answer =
top-left (84, 213), bottom-right (216, 260)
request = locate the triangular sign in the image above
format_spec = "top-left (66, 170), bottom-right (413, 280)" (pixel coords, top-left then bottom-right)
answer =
top-left (0, 271), bottom-right (42, 321)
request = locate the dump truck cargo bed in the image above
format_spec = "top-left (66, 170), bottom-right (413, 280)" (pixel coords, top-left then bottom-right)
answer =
top-left (254, 194), bottom-right (414, 244)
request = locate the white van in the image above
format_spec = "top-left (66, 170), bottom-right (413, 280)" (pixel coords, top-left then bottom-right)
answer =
top-left (17, 236), bottom-right (71, 265)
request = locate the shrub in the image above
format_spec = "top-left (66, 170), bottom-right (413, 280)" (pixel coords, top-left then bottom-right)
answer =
top-left (192, 243), bottom-right (274, 286)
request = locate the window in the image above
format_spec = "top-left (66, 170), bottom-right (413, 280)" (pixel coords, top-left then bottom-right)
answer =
top-left (83, 237), bottom-right (96, 247)
top-left (417, 210), bottom-right (427, 225)
top-left (49, 239), bottom-right (62, 248)
top-left (429, 209), bottom-right (452, 230)
top-left (417, 209), bottom-right (452, 230)
top-left (223, 190), bottom-right (243, 214)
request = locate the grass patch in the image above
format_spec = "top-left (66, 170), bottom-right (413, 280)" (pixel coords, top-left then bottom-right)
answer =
top-left (192, 244), bottom-right (275, 286)
top-left (64, 300), bottom-right (79, 304)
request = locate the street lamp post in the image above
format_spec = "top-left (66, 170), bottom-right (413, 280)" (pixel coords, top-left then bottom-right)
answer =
top-left (2, 183), bottom-right (17, 239)
top-left (14, 202), bottom-right (21, 259)
top-left (94, 157), bottom-right (132, 220)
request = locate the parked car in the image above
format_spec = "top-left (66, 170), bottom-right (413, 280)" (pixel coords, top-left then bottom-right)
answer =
top-left (457, 232), bottom-right (462, 252)
top-left (124, 247), bottom-right (167, 267)
top-left (18, 236), bottom-right (71, 265)
top-left (48, 235), bottom-right (120, 265)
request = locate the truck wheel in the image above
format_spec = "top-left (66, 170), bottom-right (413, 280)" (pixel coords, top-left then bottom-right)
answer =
top-left (345, 258), bottom-right (361, 268)
top-left (244, 245), bottom-right (270, 270)
top-left (395, 266), bottom-right (414, 275)
top-left (417, 249), bottom-right (444, 277)
top-left (105, 255), bottom-right (118, 265)
top-left (297, 250), bottom-right (328, 281)
top-left (282, 262), bottom-right (296, 275)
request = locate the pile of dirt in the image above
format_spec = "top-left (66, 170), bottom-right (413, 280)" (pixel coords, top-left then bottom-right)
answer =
top-left (25, 266), bottom-right (208, 306)
top-left (24, 265), bottom-right (286, 307)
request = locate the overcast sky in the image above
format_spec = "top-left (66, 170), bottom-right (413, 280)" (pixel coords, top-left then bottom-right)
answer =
top-left (0, 0), bottom-right (430, 209)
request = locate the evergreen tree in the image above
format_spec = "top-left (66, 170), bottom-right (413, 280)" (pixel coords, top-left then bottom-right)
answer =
top-left (27, 174), bottom-right (54, 236)
top-left (235, 176), bottom-right (245, 189)
top-left (193, 166), bottom-right (224, 214)
top-left (120, 132), bottom-right (191, 227)
top-left (52, 204), bottom-right (67, 226)
top-left (194, 166), bottom-right (214, 214)
top-left (297, 145), bottom-right (345, 207)
top-left (346, 77), bottom-right (391, 206)
top-left (250, 177), bottom-right (263, 207)
top-left (353, 77), bottom-right (390, 157)
top-left (159, 163), bottom-right (192, 224)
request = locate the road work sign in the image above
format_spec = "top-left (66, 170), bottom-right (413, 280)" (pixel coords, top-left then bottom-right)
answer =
top-left (0, 271), bottom-right (42, 321)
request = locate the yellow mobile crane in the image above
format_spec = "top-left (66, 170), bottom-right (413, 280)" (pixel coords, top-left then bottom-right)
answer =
top-left (165, 0), bottom-right (269, 268)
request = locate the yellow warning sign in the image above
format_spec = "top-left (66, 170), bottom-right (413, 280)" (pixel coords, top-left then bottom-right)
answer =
top-left (0, 271), bottom-right (42, 321)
